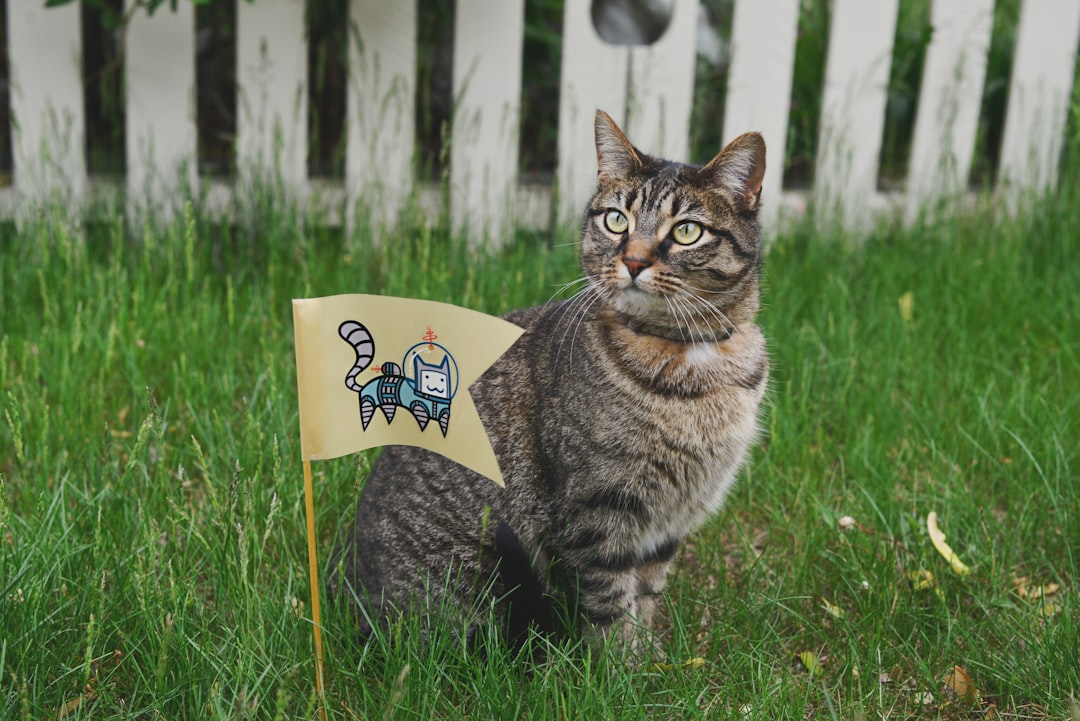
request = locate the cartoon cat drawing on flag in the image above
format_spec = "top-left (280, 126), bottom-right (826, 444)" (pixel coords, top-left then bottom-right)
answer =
top-left (338, 321), bottom-right (457, 437)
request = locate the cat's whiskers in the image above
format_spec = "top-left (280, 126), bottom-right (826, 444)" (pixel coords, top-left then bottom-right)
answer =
top-left (552, 279), bottom-right (606, 367)
top-left (664, 295), bottom-right (693, 342)
top-left (564, 284), bottom-right (613, 366)
top-left (680, 287), bottom-right (737, 334)
top-left (660, 280), bottom-right (731, 338)
top-left (550, 274), bottom-right (602, 328)
top-left (544, 276), bottom-right (593, 306)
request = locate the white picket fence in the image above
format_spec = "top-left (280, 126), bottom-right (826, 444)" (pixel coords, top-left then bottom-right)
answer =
top-left (5, 0), bottom-right (1080, 239)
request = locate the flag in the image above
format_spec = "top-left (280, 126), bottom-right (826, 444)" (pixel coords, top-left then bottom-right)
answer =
top-left (292, 293), bottom-right (525, 486)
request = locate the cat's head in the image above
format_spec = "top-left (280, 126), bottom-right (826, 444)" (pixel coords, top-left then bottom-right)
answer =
top-left (415, 355), bottom-right (451, 399)
top-left (582, 110), bottom-right (766, 340)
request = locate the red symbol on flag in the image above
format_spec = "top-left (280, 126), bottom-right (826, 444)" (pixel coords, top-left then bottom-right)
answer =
top-left (422, 326), bottom-right (438, 350)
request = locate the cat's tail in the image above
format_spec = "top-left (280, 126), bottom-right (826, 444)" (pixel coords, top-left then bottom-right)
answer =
top-left (495, 521), bottom-right (556, 646)
top-left (339, 321), bottom-right (375, 392)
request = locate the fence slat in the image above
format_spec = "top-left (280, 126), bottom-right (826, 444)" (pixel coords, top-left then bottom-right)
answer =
top-left (236, 0), bottom-right (308, 193)
top-left (625, 0), bottom-right (698, 163)
top-left (998, 0), bottom-right (1080, 209)
top-left (905, 0), bottom-right (993, 219)
top-left (347, 0), bottom-right (417, 231)
top-left (451, 0), bottom-right (526, 245)
top-left (724, 0), bottom-right (800, 231)
top-left (814, 0), bottom-right (899, 228)
top-left (557, 0), bottom-right (630, 226)
top-left (7, 0), bottom-right (86, 207)
top-left (126, 1), bottom-right (197, 218)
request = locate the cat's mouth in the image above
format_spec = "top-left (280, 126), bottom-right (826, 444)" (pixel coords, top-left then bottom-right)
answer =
top-left (613, 281), bottom-right (668, 313)
top-left (607, 280), bottom-right (735, 343)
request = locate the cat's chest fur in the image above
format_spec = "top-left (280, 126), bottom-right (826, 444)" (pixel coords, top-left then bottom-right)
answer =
top-left (591, 315), bottom-right (766, 546)
top-left (487, 305), bottom-right (768, 565)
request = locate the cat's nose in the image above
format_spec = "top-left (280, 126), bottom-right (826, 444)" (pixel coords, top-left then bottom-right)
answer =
top-left (624, 257), bottom-right (653, 279)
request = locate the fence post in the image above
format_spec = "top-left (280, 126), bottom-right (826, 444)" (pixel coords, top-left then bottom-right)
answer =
top-left (556, 0), bottom-right (630, 228)
top-left (814, 0), bottom-right (899, 231)
top-left (451, 0), bottom-right (526, 247)
top-left (997, 0), bottom-right (1080, 211)
top-left (724, 0), bottom-right (800, 234)
top-left (905, 0), bottom-right (993, 221)
top-left (7, 0), bottom-right (86, 212)
top-left (346, 0), bottom-right (417, 235)
top-left (126, 0), bottom-right (198, 221)
top-left (236, 0), bottom-right (308, 201)
top-left (625, 0), bottom-right (698, 164)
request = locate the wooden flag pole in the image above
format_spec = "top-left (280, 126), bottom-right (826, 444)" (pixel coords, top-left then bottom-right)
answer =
top-left (303, 460), bottom-right (327, 719)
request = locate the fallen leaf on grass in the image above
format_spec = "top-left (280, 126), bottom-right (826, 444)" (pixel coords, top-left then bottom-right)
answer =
top-left (906, 569), bottom-right (936, 591)
top-left (1013, 576), bottom-right (1062, 601)
top-left (1038, 603), bottom-right (1062, 618)
top-left (927, 512), bottom-right (971, 576)
top-left (821, 598), bottom-right (845, 619)
top-left (1013, 576), bottom-right (1064, 618)
top-left (798, 651), bottom-right (822, 678)
top-left (944, 665), bottom-right (981, 706)
top-left (652, 657), bottom-right (705, 673)
top-left (58, 688), bottom-right (96, 719)
top-left (898, 291), bottom-right (914, 323)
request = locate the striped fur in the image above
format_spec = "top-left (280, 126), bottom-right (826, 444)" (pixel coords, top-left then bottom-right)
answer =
top-left (330, 110), bottom-right (769, 654)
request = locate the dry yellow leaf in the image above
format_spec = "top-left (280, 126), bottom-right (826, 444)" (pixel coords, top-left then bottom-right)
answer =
top-left (907, 569), bottom-right (936, 591)
top-left (652, 657), bottom-right (705, 673)
top-left (1032, 582), bottom-right (1061, 600)
top-left (944, 665), bottom-right (981, 706)
top-left (1014, 576), bottom-right (1064, 610)
top-left (58, 689), bottom-right (96, 719)
top-left (822, 598), bottom-right (845, 619)
top-left (898, 291), bottom-right (914, 323)
top-left (1038, 603), bottom-right (1063, 618)
top-left (799, 651), bottom-right (822, 677)
top-left (927, 512), bottom-right (971, 576)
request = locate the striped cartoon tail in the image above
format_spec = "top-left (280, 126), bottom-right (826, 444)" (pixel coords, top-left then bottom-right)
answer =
top-left (338, 321), bottom-right (375, 392)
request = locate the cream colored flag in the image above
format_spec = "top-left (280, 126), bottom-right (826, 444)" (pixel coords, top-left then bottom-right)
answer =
top-left (292, 294), bottom-right (524, 486)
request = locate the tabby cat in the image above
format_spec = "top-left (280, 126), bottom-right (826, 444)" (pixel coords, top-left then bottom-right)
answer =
top-left (330, 110), bottom-right (769, 652)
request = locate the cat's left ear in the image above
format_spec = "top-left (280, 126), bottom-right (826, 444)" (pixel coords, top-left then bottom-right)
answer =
top-left (595, 109), bottom-right (643, 185)
top-left (702, 132), bottom-right (766, 211)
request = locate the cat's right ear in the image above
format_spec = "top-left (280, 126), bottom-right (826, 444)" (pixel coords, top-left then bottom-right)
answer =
top-left (702, 132), bottom-right (767, 212)
top-left (595, 109), bottom-right (642, 185)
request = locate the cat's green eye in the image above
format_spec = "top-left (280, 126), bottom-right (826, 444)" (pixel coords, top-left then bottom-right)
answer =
top-left (672, 221), bottom-right (703, 245)
top-left (604, 210), bottom-right (629, 234)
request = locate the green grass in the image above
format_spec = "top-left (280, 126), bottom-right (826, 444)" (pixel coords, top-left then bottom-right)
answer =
top-left (1, 180), bottom-right (1078, 719)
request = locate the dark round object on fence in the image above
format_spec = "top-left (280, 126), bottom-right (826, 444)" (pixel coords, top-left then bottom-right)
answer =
top-left (591, 0), bottom-right (674, 46)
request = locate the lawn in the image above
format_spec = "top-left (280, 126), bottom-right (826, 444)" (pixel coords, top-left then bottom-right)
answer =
top-left (1, 181), bottom-right (1077, 719)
